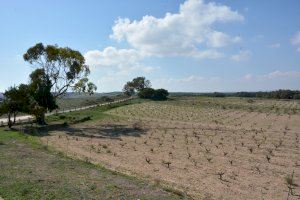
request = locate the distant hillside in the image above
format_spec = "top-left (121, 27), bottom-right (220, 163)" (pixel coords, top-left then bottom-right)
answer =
top-left (0, 93), bottom-right (3, 100)
top-left (170, 90), bottom-right (300, 99)
top-left (60, 92), bottom-right (123, 99)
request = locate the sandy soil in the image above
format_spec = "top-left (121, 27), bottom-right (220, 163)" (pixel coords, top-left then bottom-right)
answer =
top-left (42, 102), bottom-right (300, 200)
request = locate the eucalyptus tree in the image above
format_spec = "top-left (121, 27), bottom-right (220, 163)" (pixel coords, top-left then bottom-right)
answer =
top-left (23, 43), bottom-right (97, 124)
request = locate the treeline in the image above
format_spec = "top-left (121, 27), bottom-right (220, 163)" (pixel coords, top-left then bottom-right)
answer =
top-left (196, 90), bottom-right (300, 99)
top-left (123, 77), bottom-right (169, 100)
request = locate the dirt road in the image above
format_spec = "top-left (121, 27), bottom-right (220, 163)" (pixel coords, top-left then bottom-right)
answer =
top-left (0, 98), bottom-right (132, 125)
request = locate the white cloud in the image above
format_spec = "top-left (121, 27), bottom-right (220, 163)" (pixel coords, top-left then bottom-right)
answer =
top-left (110, 0), bottom-right (243, 58)
top-left (268, 43), bottom-right (280, 49)
top-left (152, 71), bottom-right (300, 92)
top-left (291, 31), bottom-right (300, 52)
top-left (84, 46), bottom-right (155, 74)
top-left (181, 75), bottom-right (204, 82)
top-left (230, 50), bottom-right (251, 61)
top-left (291, 32), bottom-right (300, 45)
top-left (244, 74), bottom-right (252, 80)
top-left (266, 71), bottom-right (300, 79)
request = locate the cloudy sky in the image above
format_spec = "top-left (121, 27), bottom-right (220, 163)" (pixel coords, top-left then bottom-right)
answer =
top-left (0, 0), bottom-right (300, 92)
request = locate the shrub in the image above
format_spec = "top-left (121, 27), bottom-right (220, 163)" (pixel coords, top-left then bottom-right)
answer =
top-left (138, 88), bottom-right (169, 101)
top-left (153, 89), bottom-right (169, 100)
top-left (138, 88), bottom-right (155, 99)
top-left (100, 96), bottom-right (114, 102)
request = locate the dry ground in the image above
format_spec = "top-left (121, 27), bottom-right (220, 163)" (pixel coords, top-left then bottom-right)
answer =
top-left (42, 97), bottom-right (300, 199)
top-left (0, 129), bottom-right (182, 200)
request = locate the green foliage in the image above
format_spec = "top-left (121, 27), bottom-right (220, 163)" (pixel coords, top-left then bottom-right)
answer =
top-left (23, 43), bottom-right (96, 97)
top-left (100, 96), bottom-right (114, 102)
top-left (172, 90), bottom-right (300, 100)
top-left (0, 85), bottom-right (31, 128)
top-left (123, 77), bottom-right (151, 96)
top-left (214, 90), bottom-right (300, 99)
top-left (138, 88), bottom-right (169, 101)
top-left (153, 89), bottom-right (169, 100)
top-left (28, 69), bottom-right (58, 124)
top-left (284, 175), bottom-right (294, 186)
top-left (20, 43), bottom-right (97, 124)
top-left (138, 88), bottom-right (155, 99)
top-left (46, 98), bottom-right (141, 123)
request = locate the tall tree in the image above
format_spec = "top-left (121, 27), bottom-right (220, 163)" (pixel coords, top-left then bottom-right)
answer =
top-left (27, 69), bottom-right (58, 124)
top-left (23, 43), bottom-right (96, 97)
top-left (0, 85), bottom-right (30, 128)
top-left (123, 77), bottom-right (151, 96)
top-left (23, 43), bottom-right (97, 124)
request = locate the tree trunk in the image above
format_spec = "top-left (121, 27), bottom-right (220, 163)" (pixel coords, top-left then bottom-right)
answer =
top-left (8, 113), bottom-right (13, 129)
top-left (13, 112), bottom-right (17, 123)
top-left (36, 112), bottom-right (47, 125)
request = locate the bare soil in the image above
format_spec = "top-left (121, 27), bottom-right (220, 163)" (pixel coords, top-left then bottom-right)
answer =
top-left (42, 99), bottom-right (300, 199)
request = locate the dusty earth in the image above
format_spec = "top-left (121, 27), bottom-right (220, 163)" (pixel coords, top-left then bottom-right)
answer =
top-left (42, 99), bottom-right (300, 200)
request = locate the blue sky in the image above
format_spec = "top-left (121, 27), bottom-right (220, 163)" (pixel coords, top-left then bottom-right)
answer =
top-left (0, 0), bottom-right (300, 92)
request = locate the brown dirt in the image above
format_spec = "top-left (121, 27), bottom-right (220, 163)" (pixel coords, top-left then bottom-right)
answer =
top-left (41, 101), bottom-right (300, 200)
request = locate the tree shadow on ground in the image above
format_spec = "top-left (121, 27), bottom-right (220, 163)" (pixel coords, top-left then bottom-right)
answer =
top-left (23, 122), bottom-right (147, 139)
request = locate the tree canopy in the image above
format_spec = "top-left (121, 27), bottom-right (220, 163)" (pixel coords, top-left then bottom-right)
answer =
top-left (0, 43), bottom-right (98, 126)
top-left (20, 43), bottom-right (97, 124)
top-left (0, 85), bottom-right (31, 128)
top-left (23, 43), bottom-right (96, 97)
top-left (123, 77), bottom-right (151, 96)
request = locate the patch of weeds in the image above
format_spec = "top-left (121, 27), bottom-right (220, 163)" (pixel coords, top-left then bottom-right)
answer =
top-left (106, 184), bottom-right (119, 190)
top-left (163, 186), bottom-right (185, 198)
top-left (284, 174), bottom-right (295, 186)
top-left (59, 115), bottom-right (66, 119)
top-left (90, 183), bottom-right (97, 191)
top-left (72, 116), bottom-right (92, 124)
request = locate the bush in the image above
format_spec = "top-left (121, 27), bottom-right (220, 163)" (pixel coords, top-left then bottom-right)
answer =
top-left (138, 88), bottom-right (169, 101)
top-left (100, 96), bottom-right (114, 102)
top-left (153, 89), bottom-right (169, 100)
top-left (138, 88), bottom-right (155, 99)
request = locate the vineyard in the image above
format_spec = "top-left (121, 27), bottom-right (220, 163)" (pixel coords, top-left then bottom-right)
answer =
top-left (42, 97), bottom-right (300, 199)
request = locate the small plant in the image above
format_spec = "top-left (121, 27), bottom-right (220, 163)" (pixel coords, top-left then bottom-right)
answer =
top-left (162, 160), bottom-right (171, 169)
top-left (206, 157), bottom-right (212, 163)
top-left (248, 147), bottom-right (253, 153)
top-left (257, 143), bottom-right (261, 148)
top-left (284, 170), bottom-right (300, 199)
top-left (268, 149), bottom-right (273, 155)
top-left (90, 184), bottom-right (96, 191)
top-left (187, 152), bottom-right (191, 159)
top-left (132, 121), bottom-right (142, 130)
top-left (285, 174), bottom-right (294, 186)
top-left (146, 157), bottom-right (151, 164)
top-left (205, 148), bottom-right (211, 153)
top-left (217, 172), bottom-right (225, 180)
